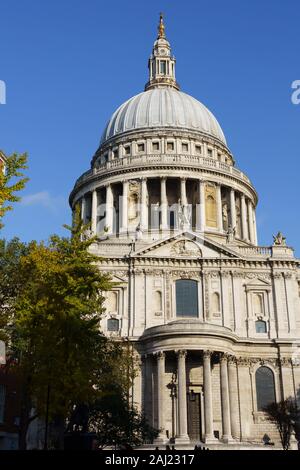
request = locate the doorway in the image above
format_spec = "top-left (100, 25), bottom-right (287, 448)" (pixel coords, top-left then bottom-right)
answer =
top-left (187, 391), bottom-right (202, 441)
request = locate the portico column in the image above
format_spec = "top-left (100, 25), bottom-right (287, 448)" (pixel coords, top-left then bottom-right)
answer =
top-left (160, 177), bottom-right (168, 230)
top-left (176, 350), bottom-right (189, 443)
top-left (120, 180), bottom-right (128, 233)
top-left (216, 184), bottom-right (223, 231)
top-left (198, 179), bottom-right (205, 232)
top-left (154, 351), bottom-right (167, 444)
top-left (230, 188), bottom-right (236, 230)
top-left (81, 195), bottom-right (87, 224)
top-left (220, 353), bottom-right (232, 443)
top-left (248, 200), bottom-right (255, 244)
top-left (91, 189), bottom-right (98, 235)
top-left (203, 350), bottom-right (215, 442)
top-left (105, 184), bottom-right (114, 234)
top-left (228, 356), bottom-right (239, 439)
top-left (241, 194), bottom-right (248, 241)
top-left (140, 178), bottom-right (148, 231)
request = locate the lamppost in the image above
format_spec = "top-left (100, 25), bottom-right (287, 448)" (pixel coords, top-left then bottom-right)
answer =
top-left (167, 373), bottom-right (177, 443)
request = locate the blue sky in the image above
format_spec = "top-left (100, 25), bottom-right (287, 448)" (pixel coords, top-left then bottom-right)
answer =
top-left (0, 0), bottom-right (299, 254)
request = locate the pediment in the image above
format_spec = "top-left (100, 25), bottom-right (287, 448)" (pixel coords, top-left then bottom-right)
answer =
top-left (133, 232), bottom-right (241, 259)
top-left (245, 276), bottom-right (271, 289)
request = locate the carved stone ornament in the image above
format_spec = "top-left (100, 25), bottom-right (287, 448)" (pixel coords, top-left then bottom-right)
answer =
top-left (273, 231), bottom-right (287, 246)
top-left (171, 240), bottom-right (202, 257)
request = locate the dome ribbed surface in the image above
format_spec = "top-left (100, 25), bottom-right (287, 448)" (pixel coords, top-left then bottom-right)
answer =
top-left (100, 88), bottom-right (226, 145)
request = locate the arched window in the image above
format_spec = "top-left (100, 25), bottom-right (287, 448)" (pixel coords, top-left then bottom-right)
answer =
top-left (154, 290), bottom-right (162, 312)
top-left (212, 292), bottom-right (220, 314)
top-left (253, 293), bottom-right (264, 314)
top-left (256, 320), bottom-right (267, 333)
top-left (175, 279), bottom-right (198, 317)
top-left (107, 318), bottom-right (119, 332)
top-left (255, 366), bottom-right (275, 411)
top-left (106, 291), bottom-right (118, 313)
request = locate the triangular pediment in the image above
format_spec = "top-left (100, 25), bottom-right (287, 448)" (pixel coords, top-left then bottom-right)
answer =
top-left (245, 276), bottom-right (271, 288)
top-left (133, 232), bottom-right (241, 259)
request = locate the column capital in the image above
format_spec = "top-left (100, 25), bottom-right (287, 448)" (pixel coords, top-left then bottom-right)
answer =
top-left (219, 352), bottom-right (230, 364)
top-left (227, 354), bottom-right (237, 365)
top-left (175, 349), bottom-right (187, 359)
top-left (154, 350), bottom-right (165, 360)
top-left (203, 350), bottom-right (212, 360)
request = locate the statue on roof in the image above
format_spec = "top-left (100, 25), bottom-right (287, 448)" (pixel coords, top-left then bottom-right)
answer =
top-left (273, 231), bottom-right (286, 246)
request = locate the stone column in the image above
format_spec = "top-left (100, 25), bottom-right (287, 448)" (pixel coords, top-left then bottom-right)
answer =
top-left (252, 208), bottom-right (258, 245)
top-left (198, 179), bottom-right (205, 232)
top-left (241, 194), bottom-right (248, 241)
top-left (230, 188), bottom-right (236, 229)
top-left (81, 195), bottom-right (87, 224)
top-left (248, 200), bottom-right (255, 244)
top-left (216, 184), bottom-right (223, 232)
top-left (180, 177), bottom-right (187, 206)
top-left (220, 354), bottom-right (232, 442)
top-left (91, 189), bottom-right (98, 235)
top-left (120, 180), bottom-right (128, 233)
top-left (105, 184), bottom-right (114, 234)
top-left (160, 177), bottom-right (168, 230)
top-left (203, 350), bottom-right (215, 442)
top-left (154, 351), bottom-right (167, 444)
top-left (176, 350), bottom-right (189, 444)
top-left (228, 356), bottom-right (239, 439)
top-left (140, 177), bottom-right (148, 231)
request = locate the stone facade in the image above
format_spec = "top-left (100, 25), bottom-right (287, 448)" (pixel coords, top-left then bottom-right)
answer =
top-left (69, 16), bottom-right (300, 447)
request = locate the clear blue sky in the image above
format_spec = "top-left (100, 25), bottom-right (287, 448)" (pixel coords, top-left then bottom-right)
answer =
top-left (1, 0), bottom-right (300, 254)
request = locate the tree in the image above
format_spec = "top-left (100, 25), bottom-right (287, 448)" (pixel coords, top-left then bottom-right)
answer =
top-left (0, 207), bottom-right (114, 448)
top-left (0, 238), bottom-right (30, 344)
top-left (264, 399), bottom-right (299, 450)
top-left (0, 152), bottom-right (28, 229)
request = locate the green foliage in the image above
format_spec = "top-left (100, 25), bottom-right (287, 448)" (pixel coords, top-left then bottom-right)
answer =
top-left (0, 237), bottom-right (30, 343)
top-left (88, 383), bottom-right (158, 448)
top-left (1, 209), bottom-right (114, 427)
top-left (0, 152), bottom-right (29, 229)
top-left (264, 398), bottom-right (299, 450)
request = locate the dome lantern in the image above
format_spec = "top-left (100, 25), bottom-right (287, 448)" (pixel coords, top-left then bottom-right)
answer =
top-left (145, 14), bottom-right (180, 91)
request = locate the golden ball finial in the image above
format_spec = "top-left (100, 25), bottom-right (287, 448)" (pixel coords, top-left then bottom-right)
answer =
top-left (158, 12), bottom-right (166, 39)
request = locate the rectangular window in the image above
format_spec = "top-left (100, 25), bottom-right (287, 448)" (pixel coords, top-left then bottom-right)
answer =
top-left (207, 148), bottom-right (213, 157)
top-left (152, 142), bottom-right (160, 151)
top-left (0, 384), bottom-right (5, 423)
top-left (195, 145), bottom-right (202, 154)
top-left (137, 143), bottom-right (145, 152)
top-left (176, 279), bottom-right (198, 317)
top-left (182, 143), bottom-right (188, 152)
top-left (160, 61), bottom-right (167, 75)
top-left (167, 141), bottom-right (174, 151)
top-left (124, 146), bottom-right (131, 155)
top-left (113, 149), bottom-right (119, 159)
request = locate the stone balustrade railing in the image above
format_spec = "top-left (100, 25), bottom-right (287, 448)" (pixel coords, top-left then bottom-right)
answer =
top-left (74, 154), bottom-right (253, 188)
top-left (237, 246), bottom-right (272, 257)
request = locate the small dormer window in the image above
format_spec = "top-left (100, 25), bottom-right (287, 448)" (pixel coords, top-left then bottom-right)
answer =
top-left (182, 143), bottom-right (188, 152)
top-left (152, 142), bottom-right (160, 151)
top-left (167, 141), bottom-right (174, 151)
top-left (195, 145), bottom-right (201, 154)
top-left (124, 146), bottom-right (131, 155)
top-left (207, 148), bottom-right (213, 158)
top-left (138, 143), bottom-right (145, 153)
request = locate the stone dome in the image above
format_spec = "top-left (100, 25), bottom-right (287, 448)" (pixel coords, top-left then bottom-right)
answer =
top-left (100, 88), bottom-right (227, 146)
